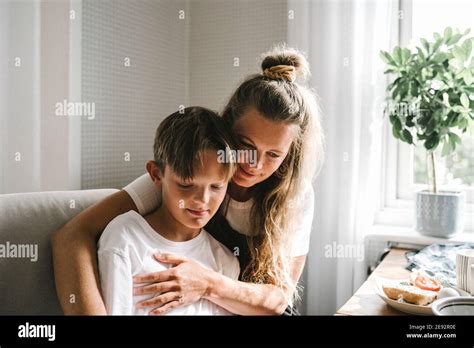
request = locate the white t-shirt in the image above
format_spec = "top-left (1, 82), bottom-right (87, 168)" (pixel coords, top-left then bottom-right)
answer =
top-left (124, 174), bottom-right (314, 257)
top-left (98, 211), bottom-right (240, 315)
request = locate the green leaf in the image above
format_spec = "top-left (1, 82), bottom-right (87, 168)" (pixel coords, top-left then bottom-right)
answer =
top-left (464, 86), bottom-right (474, 93)
top-left (392, 126), bottom-right (400, 139)
top-left (459, 117), bottom-right (469, 130)
top-left (402, 129), bottom-right (413, 144)
top-left (390, 77), bottom-right (402, 89)
top-left (416, 47), bottom-right (426, 62)
top-left (449, 132), bottom-right (462, 144)
top-left (452, 105), bottom-right (465, 113)
top-left (394, 116), bottom-right (402, 132)
top-left (434, 32), bottom-right (442, 41)
top-left (452, 46), bottom-right (465, 60)
top-left (449, 57), bottom-right (462, 70)
top-left (418, 113), bottom-right (430, 126)
top-left (447, 113), bottom-right (460, 127)
top-left (433, 109), bottom-right (443, 121)
top-left (447, 33), bottom-right (463, 46)
top-left (461, 93), bottom-right (469, 108)
top-left (399, 82), bottom-right (409, 100)
top-left (462, 38), bottom-right (472, 57)
top-left (392, 85), bottom-right (400, 100)
top-left (441, 138), bottom-right (452, 156)
top-left (425, 134), bottom-right (440, 150)
top-left (409, 81), bottom-right (419, 97)
top-left (389, 114), bottom-right (397, 125)
top-left (426, 117), bottom-right (437, 135)
top-left (421, 38), bottom-right (430, 54)
top-left (401, 48), bottom-right (411, 64)
top-left (432, 52), bottom-right (448, 64)
top-left (432, 38), bottom-right (443, 53)
top-left (463, 69), bottom-right (473, 85)
top-left (380, 51), bottom-right (396, 66)
top-left (444, 27), bottom-right (453, 41)
top-left (393, 46), bottom-right (402, 65)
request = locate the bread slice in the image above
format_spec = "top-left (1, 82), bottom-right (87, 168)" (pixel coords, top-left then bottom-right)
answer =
top-left (382, 282), bottom-right (438, 306)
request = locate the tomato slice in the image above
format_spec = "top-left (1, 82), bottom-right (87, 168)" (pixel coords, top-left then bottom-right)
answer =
top-left (414, 275), bottom-right (441, 292)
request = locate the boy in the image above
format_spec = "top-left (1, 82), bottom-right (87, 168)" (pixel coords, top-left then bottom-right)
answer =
top-left (98, 107), bottom-right (240, 315)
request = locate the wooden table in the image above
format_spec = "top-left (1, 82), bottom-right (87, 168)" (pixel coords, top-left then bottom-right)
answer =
top-left (337, 248), bottom-right (413, 315)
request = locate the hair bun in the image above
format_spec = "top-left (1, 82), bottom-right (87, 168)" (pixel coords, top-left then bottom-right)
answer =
top-left (263, 65), bottom-right (296, 82)
top-left (261, 44), bottom-right (310, 83)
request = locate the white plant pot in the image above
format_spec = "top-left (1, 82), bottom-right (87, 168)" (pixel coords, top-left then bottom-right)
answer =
top-left (415, 190), bottom-right (465, 238)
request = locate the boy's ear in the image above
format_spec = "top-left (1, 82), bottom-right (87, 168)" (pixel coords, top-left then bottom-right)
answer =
top-left (146, 160), bottom-right (163, 185)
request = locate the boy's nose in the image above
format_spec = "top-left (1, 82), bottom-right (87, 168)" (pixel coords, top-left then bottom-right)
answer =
top-left (193, 187), bottom-right (210, 204)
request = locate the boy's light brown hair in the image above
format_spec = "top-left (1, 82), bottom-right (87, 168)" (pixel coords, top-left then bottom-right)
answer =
top-left (153, 106), bottom-right (237, 181)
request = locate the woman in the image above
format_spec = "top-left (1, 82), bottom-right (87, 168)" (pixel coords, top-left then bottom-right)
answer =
top-left (51, 45), bottom-right (325, 315)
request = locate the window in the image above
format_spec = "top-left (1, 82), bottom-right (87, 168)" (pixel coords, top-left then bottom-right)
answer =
top-left (398, 0), bottom-right (474, 204)
top-left (376, 0), bottom-right (474, 232)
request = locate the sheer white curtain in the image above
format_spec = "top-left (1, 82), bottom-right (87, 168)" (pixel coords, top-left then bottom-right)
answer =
top-left (0, 1), bottom-right (41, 194)
top-left (289, 0), bottom-right (399, 314)
top-left (0, 1), bottom-right (74, 194)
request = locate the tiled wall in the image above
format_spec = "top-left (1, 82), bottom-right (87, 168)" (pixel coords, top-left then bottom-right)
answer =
top-left (81, 0), bottom-right (187, 189)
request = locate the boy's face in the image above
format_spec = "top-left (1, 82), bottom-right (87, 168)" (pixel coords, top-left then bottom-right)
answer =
top-left (148, 149), bottom-right (229, 230)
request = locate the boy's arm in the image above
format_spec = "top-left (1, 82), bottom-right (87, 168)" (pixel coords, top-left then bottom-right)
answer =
top-left (98, 248), bottom-right (133, 315)
top-left (51, 190), bottom-right (138, 315)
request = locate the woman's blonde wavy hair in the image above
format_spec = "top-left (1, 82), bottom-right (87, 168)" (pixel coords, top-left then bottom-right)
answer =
top-left (221, 44), bottom-right (325, 305)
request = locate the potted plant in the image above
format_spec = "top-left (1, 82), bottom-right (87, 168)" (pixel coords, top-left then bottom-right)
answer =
top-left (380, 27), bottom-right (474, 237)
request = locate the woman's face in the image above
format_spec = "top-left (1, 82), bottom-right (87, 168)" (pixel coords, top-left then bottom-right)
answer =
top-left (232, 107), bottom-right (296, 188)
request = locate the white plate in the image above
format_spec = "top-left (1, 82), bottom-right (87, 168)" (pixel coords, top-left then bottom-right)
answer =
top-left (374, 277), bottom-right (470, 316)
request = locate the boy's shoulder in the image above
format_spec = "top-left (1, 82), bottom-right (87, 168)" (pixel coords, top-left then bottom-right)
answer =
top-left (98, 211), bottom-right (147, 251)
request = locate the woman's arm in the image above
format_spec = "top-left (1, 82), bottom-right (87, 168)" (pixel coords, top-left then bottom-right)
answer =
top-left (50, 190), bottom-right (137, 315)
top-left (205, 255), bottom-right (306, 315)
top-left (133, 253), bottom-right (307, 315)
top-left (206, 276), bottom-right (288, 315)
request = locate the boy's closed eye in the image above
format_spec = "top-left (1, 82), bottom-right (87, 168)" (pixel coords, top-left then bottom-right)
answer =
top-left (177, 183), bottom-right (225, 190)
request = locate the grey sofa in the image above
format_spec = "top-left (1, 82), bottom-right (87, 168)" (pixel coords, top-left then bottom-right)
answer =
top-left (0, 189), bottom-right (118, 315)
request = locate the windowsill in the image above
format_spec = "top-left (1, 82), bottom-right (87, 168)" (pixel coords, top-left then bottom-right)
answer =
top-left (367, 224), bottom-right (474, 246)
top-left (374, 205), bottom-right (474, 234)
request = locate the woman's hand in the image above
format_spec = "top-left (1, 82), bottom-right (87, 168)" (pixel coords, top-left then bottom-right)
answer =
top-left (133, 252), bottom-right (212, 315)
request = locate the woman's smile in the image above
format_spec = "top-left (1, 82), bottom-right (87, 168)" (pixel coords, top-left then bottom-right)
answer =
top-left (238, 164), bottom-right (258, 179)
